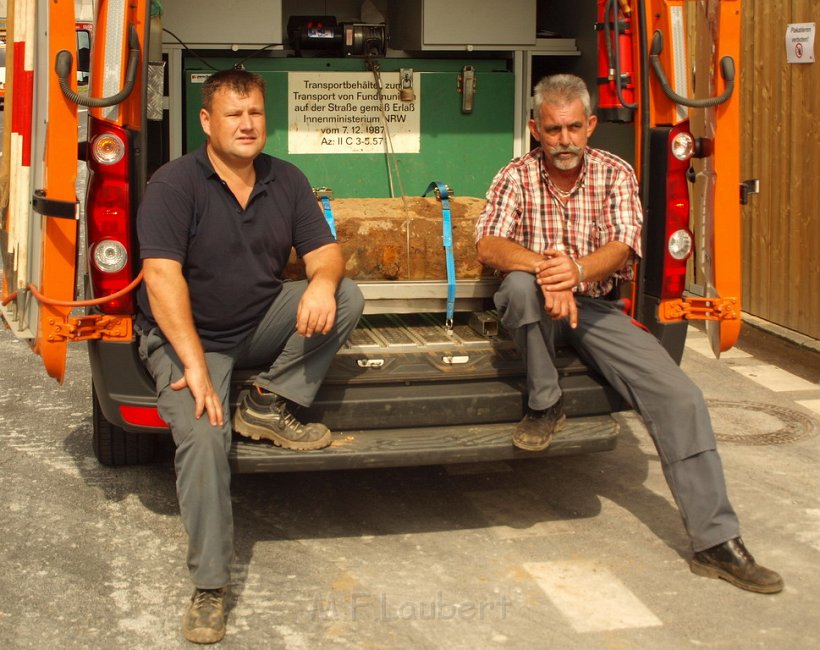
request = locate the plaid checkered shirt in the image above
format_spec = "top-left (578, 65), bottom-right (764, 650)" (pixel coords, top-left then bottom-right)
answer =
top-left (475, 147), bottom-right (643, 298)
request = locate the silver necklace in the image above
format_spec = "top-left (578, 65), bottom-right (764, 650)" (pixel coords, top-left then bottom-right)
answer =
top-left (552, 183), bottom-right (574, 197)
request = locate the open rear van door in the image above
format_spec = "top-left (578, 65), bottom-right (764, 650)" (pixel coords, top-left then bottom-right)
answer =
top-left (1, 0), bottom-right (82, 383)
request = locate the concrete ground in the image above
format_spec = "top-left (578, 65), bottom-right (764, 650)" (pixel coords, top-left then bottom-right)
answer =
top-left (0, 320), bottom-right (818, 649)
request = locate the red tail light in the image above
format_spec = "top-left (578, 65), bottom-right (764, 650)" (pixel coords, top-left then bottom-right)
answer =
top-left (661, 122), bottom-right (694, 299)
top-left (119, 405), bottom-right (169, 428)
top-left (86, 118), bottom-right (134, 313)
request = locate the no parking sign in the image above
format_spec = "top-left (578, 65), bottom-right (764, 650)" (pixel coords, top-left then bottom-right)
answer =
top-left (786, 23), bottom-right (815, 64)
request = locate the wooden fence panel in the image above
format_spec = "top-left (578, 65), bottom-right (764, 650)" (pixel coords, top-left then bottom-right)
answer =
top-left (740, 0), bottom-right (820, 338)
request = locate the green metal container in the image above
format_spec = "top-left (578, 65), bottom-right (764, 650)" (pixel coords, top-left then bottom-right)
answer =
top-left (184, 57), bottom-right (514, 198)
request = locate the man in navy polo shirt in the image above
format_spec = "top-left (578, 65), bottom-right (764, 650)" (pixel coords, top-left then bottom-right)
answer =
top-left (136, 69), bottom-right (364, 643)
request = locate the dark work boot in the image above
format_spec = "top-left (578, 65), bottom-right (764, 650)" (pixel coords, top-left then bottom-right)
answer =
top-left (691, 537), bottom-right (784, 594)
top-left (182, 587), bottom-right (227, 644)
top-left (512, 397), bottom-right (566, 452)
top-left (233, 387), bottom-right (332, 451)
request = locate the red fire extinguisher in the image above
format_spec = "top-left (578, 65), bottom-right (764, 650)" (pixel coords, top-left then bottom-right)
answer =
top-left (596, 0), bottom-right (637, 122)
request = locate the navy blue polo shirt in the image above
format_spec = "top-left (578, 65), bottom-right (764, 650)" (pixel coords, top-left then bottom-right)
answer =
top-left (136, 145), bottom-right (334, 351)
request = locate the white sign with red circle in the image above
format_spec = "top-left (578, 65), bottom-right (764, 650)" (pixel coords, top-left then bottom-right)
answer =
top-left (786, 23), bottom-right (815, 64)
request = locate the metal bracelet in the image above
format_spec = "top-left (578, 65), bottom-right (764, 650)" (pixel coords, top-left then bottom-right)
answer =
top-left (571, 257), bottom-right (585, 284)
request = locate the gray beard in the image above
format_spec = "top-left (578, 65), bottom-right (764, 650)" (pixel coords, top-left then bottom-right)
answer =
top-left (552, 154), bottom-right (581, 171)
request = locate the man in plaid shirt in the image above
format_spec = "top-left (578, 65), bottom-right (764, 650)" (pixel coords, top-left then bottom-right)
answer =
top-left (475, 74), bottom-right (782, 594)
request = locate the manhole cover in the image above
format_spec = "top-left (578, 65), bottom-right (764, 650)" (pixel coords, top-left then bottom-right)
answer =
top-left (706, 400), bottom-right (818, 445)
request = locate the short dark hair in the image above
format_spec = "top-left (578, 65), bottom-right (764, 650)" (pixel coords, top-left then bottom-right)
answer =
top-left (201, 69), bottom-right (266, 111)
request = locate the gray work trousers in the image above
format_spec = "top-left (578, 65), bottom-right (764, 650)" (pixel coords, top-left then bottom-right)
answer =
top-left (495, 272), bottom-right (740, 551)
top-left (138, 278), bottom-right (365, 588)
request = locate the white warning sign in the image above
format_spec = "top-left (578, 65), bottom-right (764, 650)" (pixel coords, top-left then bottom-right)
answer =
top-left (288, 71), bottom-right (421, 154)
top-left (785, 23), bottom-right (815, 64)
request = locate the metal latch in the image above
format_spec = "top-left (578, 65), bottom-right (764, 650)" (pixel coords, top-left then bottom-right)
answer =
top-left (458, 65), bottom-right (476, 114)
top-left (399, 68), bottom-right (416, 102)
top-left (45, 314), bottom-right (133, 343)
top-left (740, 179), bottom-right (760, 206)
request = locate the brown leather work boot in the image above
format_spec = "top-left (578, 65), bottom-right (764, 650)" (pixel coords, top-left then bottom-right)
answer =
top-left (512, 397), bottom-right (566, 452)
top-left (182, 587), bottom-right (227, 644)
top-left (233, 387), bottom-right (332, 451)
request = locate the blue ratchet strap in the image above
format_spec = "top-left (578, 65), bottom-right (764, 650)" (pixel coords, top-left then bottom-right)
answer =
top-left (320, 196), bottom-right (337, 238)
top-left (422, 181), bottom-right (456, 330)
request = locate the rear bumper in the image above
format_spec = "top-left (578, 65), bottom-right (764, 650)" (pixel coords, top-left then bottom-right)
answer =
top-left (87, 337), bottom-right (159, 429)
top-left (88, 335), bottom-right (623, 472)
top-left (228, 415), bottom-right (620, 473)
